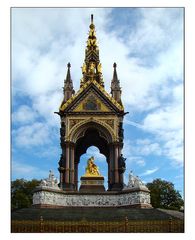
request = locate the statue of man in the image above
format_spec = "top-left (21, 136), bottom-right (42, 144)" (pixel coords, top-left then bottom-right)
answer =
top-left (89, 62), bottom-right (95, 74)
top-left (97, 63), bottom-right (102, 73)
top-left (85, 156), bottom-right (100, 176)
top-left (82, 63), bottom-right (87, 74)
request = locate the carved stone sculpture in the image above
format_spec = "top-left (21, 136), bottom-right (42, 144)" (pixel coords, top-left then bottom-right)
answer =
top-left (125, 171), bottom-right (148, 189)
top-left (39, 170), bottom-right (60, 189)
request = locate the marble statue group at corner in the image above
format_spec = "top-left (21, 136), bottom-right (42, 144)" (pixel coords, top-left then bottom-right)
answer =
top-left (124, 171), bottom-right (149, 190)
top-left (40, 170), bottom-right (60, 189)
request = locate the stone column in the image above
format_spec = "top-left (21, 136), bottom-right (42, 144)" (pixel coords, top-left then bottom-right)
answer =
top-left (107, 160), bottom-right (110, 190)
top-left (109, 144), bottom-right (114, 188)
top-left (74, 163), bottom-right (78, 191)
top-left (60, 171), bottom-right (63, 188)
top-left (118, 146), bottom-right (122, 185)
top-left (65, 143), bottom-right (70, 184)
top-left (70, 143), bottom-right (75, 187)
top-left (58, 146), bottom-right (67, 190)
top-left (114, 144), bottom-right (119, 183)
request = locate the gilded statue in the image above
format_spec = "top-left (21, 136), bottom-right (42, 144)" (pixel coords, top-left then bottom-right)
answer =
top-left (97, 63), bottom-right (102, 73)
top-left (91, 38), bottom-right (97, 46)
top-left (87, 38), bottom-right (96, 47)
top-left (85, 156), bottom-right (100, 176)
top-left (89, 62), bottom-right (95, 74)
top-left (82, 63), bottom-right (87, 74)
top-left (89, 29), bottom-right (93, 37)
top-left (87, 39), bottom-right (91, 47)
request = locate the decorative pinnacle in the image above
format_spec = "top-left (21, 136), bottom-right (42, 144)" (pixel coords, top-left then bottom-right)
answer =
top-left (112, 62), bottom-right (119, 84)
top-left (65, 62), bottom-right (72, 84)
top-left (91, 14), bottom-right (93, 24)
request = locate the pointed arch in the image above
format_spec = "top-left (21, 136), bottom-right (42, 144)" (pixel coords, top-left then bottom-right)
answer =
top-left (69, 119), bottom-right (116, 143)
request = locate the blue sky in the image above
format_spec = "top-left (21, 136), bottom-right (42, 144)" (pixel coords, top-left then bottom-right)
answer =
top-left (11, 8), bottom-right (183, 196)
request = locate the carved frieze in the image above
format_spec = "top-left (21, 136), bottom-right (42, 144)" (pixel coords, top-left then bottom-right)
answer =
top-left (33, 189), bottom-right (151, 207)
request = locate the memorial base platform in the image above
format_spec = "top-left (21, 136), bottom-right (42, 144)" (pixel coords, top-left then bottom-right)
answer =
top-left (79, 175), bottom-right (105, 193)
top-left (33, 186), bottom-right (152, 208)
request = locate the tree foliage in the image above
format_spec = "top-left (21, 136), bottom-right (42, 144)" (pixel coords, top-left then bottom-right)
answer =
top-left (11, 179), bottom-right (41, 210)
top-left (146, 178), bottom-right (184, 210)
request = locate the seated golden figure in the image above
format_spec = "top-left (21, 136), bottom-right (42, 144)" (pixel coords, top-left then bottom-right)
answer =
top-left (85, 156), bottom-right (100, 176)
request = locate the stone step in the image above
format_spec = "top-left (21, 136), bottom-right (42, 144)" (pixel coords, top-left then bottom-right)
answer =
top-left (11, 207), bottom-right (183, 221)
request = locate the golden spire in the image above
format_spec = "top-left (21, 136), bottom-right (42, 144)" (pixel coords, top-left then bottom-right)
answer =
top-left (80, 14), bottom-right (104, 88)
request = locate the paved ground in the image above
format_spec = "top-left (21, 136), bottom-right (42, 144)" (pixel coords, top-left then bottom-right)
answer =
top-left (11, 207), bottom-right (183, 221)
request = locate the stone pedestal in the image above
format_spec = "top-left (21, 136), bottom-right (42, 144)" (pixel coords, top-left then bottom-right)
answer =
top-left (33, 186), bottom-right (152, 208)
top-left (79, 175), bottom-right (105, 193)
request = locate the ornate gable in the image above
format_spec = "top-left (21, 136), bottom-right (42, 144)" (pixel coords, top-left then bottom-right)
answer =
top-left (73, 92), bottom-right (111, 112)
top-left (59, 80), bottom-right (124, 113)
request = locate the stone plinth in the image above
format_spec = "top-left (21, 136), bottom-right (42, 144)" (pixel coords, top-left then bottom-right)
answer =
top-left (79, 175), bottom-right (105, 193)
top-left (33, 186), bottom-right (152, 208)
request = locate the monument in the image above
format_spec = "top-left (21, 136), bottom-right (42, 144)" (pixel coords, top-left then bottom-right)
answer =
top-left (33, 15), bottom-right (152, 209)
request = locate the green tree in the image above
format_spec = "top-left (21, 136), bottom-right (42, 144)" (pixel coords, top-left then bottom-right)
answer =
top-left (11, 178), bottom-right (41, 210)
top-left (146, 178), bottom-right (184, 210)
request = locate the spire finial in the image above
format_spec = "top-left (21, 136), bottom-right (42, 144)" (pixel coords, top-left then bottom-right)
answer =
top-left (80, 14), bottom-right (104, 88)
top-left (112, 62), bottom-right (118, 81)
top-left (63, 62), bottom-right (74, 101)
top-left (90, 14), bottom-right (95, 29)
top-left (111, 62), bottom-right (121, 103)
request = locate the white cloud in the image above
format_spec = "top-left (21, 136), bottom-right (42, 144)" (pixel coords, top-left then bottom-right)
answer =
top-left (84, 146), bottom-right (106, 162)
top-left (123, 138), bottom-right (162, 161)
top-left (143, 105), bottom-right (182, 132)
top-left (127, 156), bottom-right (146, 167)
top-left (124, 119), bottom-right (144, 129)
top-left (33, 145), bottom-right (60, 159)
top-left (12, 161), bottom-right (50, 180)
top-left (13, 122), bottom-right (52, 147)
top-left (142, 103), bottom-right (183, 165)
top-left (103, 8), bottom-right (183, 112)
top-left (128, 8), bottom-right (182, 55)
top-left (12, 105), bottom-right (38, 124)
top-left (32, 91), bottom-right (62, 127)
top-left (135, 139), bottom-right (162, 156)
top-left (140, 167), bottom-right (159, 176)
